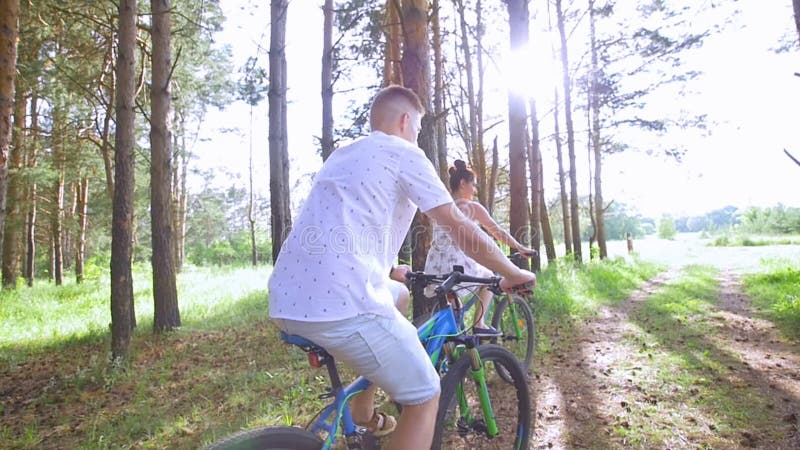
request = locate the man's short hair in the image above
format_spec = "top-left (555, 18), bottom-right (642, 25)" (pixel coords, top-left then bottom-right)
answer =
top-left (369, 85), bottom-right (425, 129)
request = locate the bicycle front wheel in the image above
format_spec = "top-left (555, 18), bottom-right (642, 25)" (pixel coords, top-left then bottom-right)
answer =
top-left (490, 293), bottom-right (535, 382)
top-left (206, 426), bottom-right (323, 450)
top-left (432, 344), bottom-right (532, 450)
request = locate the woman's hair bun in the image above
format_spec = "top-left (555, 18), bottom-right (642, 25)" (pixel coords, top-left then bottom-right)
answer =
top-left (453, 160), bottom-right (467, 171)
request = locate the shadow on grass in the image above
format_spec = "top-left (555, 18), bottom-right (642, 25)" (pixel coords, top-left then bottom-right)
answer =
top-left (532, 268), bottom-right (617, 450)
top-left (626, 272), bottom-right (800, 448)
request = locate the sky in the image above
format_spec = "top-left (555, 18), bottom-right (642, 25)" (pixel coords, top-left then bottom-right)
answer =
top-left (191, 0), bottom-right (800, 219)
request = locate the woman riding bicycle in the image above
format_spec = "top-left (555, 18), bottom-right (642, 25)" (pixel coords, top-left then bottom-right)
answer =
top-left (425, 160), bottom-right (536, 336)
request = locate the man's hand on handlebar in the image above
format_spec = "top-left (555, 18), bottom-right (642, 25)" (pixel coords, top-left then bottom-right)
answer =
top-left (499, 269), bottom-right (536, 295)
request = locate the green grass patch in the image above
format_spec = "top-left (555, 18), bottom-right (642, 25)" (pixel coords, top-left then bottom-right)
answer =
top-left (0, 265), bottom-right (270, 366)
top-left (615, 265), bottom-right (789, 448)
top-left (0, 257), bottom-right (663, 448)
top-left (708, 234), bottom-right (800, 247)
top-left (742, 260), bottom-right (800, 338)
top-left (532, 257), bottom-right (663, 351)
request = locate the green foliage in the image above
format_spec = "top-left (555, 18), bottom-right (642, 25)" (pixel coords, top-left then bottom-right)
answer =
top-left (743, 261), bottom-right (800, 337)
top-left (657, 214), bottom-right (676, 239)
top-left (738, 205), bottom-right (800, 235)
top-left (188, 231), bottom-right (271, 266)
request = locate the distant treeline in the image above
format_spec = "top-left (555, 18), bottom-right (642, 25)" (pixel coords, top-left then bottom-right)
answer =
top-left (672, 205), bottom-right (800, 235)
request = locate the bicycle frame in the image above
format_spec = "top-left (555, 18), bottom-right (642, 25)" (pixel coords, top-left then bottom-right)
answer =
top-left (290, 283), bottom-right (499, 449)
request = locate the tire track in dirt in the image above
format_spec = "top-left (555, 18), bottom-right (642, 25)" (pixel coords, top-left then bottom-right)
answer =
top-left (531, 270), bottom-right (677, 449)
top-left (530, 268), bottom-right (800, 449)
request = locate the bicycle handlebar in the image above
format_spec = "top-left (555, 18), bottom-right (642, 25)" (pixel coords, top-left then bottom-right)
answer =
top-left (406, 268), bottom-right (533, 297)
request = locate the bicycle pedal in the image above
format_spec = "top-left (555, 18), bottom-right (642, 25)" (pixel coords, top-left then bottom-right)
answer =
top-left (318, 390), bottom-right (333, 400)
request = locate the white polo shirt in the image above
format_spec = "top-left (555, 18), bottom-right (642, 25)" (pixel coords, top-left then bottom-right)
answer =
top-left (268, 131), bottom-right (453, 321)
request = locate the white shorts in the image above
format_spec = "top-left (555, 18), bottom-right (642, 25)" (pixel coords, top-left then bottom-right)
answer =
top-left (274, 308), bottom-right (440, 405)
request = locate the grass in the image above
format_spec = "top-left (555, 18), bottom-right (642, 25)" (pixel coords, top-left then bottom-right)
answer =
top-left (742, 259), bottom-right (800, 338)
top-left (707, 233), bottom-right (800, 247)
top-left (0, 257), bottom-right (663, 449)
top-left (614, 265), bottom-right (790, 448)
top-left (531, 256), bottom-right (663, 352)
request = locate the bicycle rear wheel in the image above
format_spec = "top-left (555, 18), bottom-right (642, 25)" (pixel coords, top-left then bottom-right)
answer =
top-left (490, 294), bottom-right (535, 382)
top-left (432, 344), bottom-right (531, 450)
top-left (206, 426), bottom-right (323, 450)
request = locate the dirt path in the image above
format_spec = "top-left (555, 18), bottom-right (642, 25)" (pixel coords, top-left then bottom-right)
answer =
top-left (531, 269), bottom-right (800, 449)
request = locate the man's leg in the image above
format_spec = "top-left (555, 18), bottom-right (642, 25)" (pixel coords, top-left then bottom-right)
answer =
top-left (387, 393), bottom-right (440, 450)
top-left (349, 384), bottom-right (377, 424)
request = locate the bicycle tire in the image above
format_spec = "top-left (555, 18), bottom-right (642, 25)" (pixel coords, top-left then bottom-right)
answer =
top-left (490, 293), bottom-right (536, 382)
top-left (206, 426), bottom-right (323, 450)
top-left (432, 344), bottom-right (532, 450)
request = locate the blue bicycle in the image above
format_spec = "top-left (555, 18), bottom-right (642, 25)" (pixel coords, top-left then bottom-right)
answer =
top-left (207, 269), bottom-right (533, 450)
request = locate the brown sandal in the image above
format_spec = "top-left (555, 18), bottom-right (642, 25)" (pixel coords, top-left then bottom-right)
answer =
top-left (357, 412), bottom-right (397, 437)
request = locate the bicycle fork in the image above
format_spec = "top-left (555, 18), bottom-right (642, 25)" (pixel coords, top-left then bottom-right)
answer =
top-left (456, 343), bottom-right (500, 437)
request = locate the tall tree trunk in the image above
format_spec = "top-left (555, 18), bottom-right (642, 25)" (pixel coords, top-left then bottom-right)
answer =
top-left (52, 110), bottom-right (64, 286)
top-left (269, 0), bottom-right (292, 263)
top-left (589, 0), bottom-right (607, 259)
top-left (150, 0), bottom-right (180, 333)
top-left (456, 0), bottom-right (485, 207)
top-left (172, 112), bottom-right (188, 271)
top-left (476, 0), bottom-right (491, 212)
top-left (527, 98), bottom-right (542, 271)
top-left (0, 0), bottom-right (21, 256)
top-left (554, 86), bottom-right (571, 254)
top-left (383, 0), bottom-right (403, 86)
top-left (488, 135), bottom-right (499, 212)
top-left (101, 64), bottom-right (116, 200)
top-left (248, 104), bottom-right (257, 265)
top-left (556, 0), bottom-right (581, 262)
top-left (793, 0), bottom-right (800, 46)
top-left (25, 93), bottom-right (37, 286)
top-left (2, 83), bottom-right (25, 288)
top-left (587, 92), bottom-right (595, 257)
top-left (547, 0), bottom-right (571, 255)
top-left (111, 0), bottom-right (138, 361)
top-left (505, 0), bottom-right (531, 271)
top-left (400, 0), bottom-right (438, 319)
top-left (540, 190), bottom-right (557, 262)
top-left (432, 0), bottom-right (447, 183)
top-left (75, 177), bottom-right (88, 283)
top-left (321, 0), bottom-right (334, 161)
top-left (64, 181), bottom-right (76, 271)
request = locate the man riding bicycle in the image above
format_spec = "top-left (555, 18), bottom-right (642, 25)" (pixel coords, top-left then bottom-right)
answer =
top-left (268, 85), bottom-right (535, 450)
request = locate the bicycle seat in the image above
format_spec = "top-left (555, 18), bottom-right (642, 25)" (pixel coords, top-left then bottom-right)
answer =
top-left (280, 331), bottom-right (325, 352)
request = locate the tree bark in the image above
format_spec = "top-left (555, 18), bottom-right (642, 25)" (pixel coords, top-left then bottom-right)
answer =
top-left (383, 0), bottom-right (403, 86)
top-left (2, 82), bottom-right (24, 288)
top-left (400, 0), bottom-right (439, 319)
top-left (75, 177), bottom-right (88, 283)
top-left (556, 0), bottom-right (581, 262)
top-left (456, 0), bottom-right (485, 206)
top-left (432, 0), bottom-right (447, 183)
top-left (505, 0), bottom-right (531, 270)
top-left (248, 104), bottom-right (257, 265)
top-left (269, 0), bottom-right (292, 263)
top-left (52, 110), bottom-right (64, 286)
top-left (590, 0), bottom-right (606, 259)
top-left (24, 93), bottom-right (37, 286)
top-left (150, 0), bottom-right (180, 333)
top-left (540, 190), bottom-right (557, 262)
top-left (527, 97), bottom-right (542, 271)
top-left (793, 0), bottom-right (800, 47)
top-left (111, 0), bottom-right (138, 361)
top-left (321, 0), bottom-right (334, 161)
top-left (0, 0), bottom-right (21, 260)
